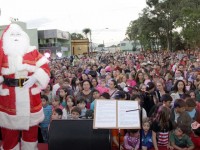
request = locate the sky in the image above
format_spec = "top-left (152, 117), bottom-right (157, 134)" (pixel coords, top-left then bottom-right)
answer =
top-left (0, 0), bottom-right (147, 46)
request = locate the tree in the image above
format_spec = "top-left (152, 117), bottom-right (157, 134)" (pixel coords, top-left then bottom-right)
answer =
top-left (98, 44), bottom-right (104, 47)
top-left (175, 0), bottom-right (200, 48)
top-left (82, 28), bottom-right (91, 40)
top-left (126, 0), bottom-right (200, 51)
top-left (127, 0), bottom-right (182, 51)
top-left (82, 28), bottom-right (92, 52)
top-left (71, 33), bottom-right (84, 40)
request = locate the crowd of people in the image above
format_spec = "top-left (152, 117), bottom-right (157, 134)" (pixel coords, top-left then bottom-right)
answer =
top-left (39, 49), bottom-right (200, 150)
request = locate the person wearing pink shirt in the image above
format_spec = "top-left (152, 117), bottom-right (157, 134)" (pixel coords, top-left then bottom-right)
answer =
top-left (96, 79), bottom-right (109, 94)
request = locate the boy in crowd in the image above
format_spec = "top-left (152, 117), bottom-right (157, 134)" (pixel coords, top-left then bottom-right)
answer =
top-left (77, 97), bottom-right (87, 118)
top-left (174, 99), bottom-right (192, 135)
top-left (49, 108), bottom-right (63, 130)
top-left (161, 93), bottom-right (173, 108)
top-left (170, 124), bottom-right (194, 150)
top-left (51, 108), bottom-right (63, 120)
top-left (40, 95), bottom-right (52, 143)
top-left (90, 89), bottom-right (101, 111)
top-left (71, 106), bottom-right (81, 120)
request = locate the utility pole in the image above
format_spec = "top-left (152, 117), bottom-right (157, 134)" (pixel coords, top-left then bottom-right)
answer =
top-left (90, 31), bottom-right (92, 54)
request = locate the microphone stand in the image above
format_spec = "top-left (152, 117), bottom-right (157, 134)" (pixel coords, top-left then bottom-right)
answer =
top-left (126, 107), bottom-right (142, 149)
top-left (118, 129), bottom-right (121, 150)
top-left (139, 106), bottom-right (143, 149)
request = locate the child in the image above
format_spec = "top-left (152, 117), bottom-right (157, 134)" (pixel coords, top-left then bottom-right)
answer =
top-left (71, 106), bottom-right (81, 120)
top-left (62, 95), bottom-right (76, 119)
top-left (49, 108), bottom-right (63, 130)
top-left (123, 129), bottom-right (140, 150)
top-left (142, 118), bottom-right (153, 150)
top-left (170, 125), bottom-right (194, 150)
top-left (185, 98), bottom-right (197, 121)
top-left (139, 83), bottom-right (146, 92)
top-left (58, 87), bottom-right (68, 108)
top-left (77, 97), bottom-right (87, 118)
top-left (152, 106), bottom-right (173, 150)
top-left (40, 95), bottom-right (52, 143)
top-left (100, 92), bottom-right (110, 99)
top-left (51, 108), bottom-right (63, 120)
top-left (85, 109), bottom-right (94, 119)
top-left (174, 99), bottom-right (192, 135)
top-left (90, 89), bottom-right (101, 111)
top-left (96, 79), bottom-right (109, 94)
top-left (161, 93), bottom-right (173, 108)
top-left (52, 95), bottom-right (63, 111)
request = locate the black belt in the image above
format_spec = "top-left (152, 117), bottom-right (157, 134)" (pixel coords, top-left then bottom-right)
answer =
top-left (3, 77), bottom-right (28, 87)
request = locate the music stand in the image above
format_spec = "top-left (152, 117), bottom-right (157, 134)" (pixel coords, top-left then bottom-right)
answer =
top-left (48, 119), bottom-right (111, 150)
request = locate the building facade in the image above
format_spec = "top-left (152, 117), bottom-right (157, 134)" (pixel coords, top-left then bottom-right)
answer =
top-left (120, 39), bottom-right (141, 52)
top-left (38, 29), bottom-right (71, 58)
top-left (71, 39), bottom-right (89, 55)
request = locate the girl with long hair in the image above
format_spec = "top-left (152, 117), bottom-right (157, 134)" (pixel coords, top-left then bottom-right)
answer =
top-left (62, 95), bottom-right (76, 119)
top-left (171, 80), bottom-right (187, 107)
top-left (152, 106), bottom-right (173, 150)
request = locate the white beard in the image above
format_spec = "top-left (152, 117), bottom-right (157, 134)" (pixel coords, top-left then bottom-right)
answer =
top-left (2, 25), bottom-right (30, 57)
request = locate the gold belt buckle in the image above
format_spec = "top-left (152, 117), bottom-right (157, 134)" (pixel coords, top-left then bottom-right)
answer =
top-left (19, 78), bottom-right (25, 88)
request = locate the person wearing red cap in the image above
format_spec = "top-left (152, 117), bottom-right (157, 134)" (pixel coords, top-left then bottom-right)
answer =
top-left (0, 24), bottom-right (50, 150)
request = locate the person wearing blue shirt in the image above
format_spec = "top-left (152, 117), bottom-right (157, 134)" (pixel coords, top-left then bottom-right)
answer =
top-left (40, 95), bottom-right (52, 143)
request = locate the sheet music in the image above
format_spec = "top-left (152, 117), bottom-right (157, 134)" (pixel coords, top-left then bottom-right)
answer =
top-left (94, 100), bottom-right (117, 128)
top-left (117, 101), bottom-right (140, 128)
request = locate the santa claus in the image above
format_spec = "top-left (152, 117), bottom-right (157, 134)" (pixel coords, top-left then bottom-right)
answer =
top-left (0, 24), bottom-right (50, 149)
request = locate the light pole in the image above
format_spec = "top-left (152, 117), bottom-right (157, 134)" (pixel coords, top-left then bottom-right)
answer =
top-left (90, 31), bottom-right (92, 54)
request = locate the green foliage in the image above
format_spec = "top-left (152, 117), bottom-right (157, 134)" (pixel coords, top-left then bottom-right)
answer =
top-left (71, 33), bottom-right (84, 40)
top-left (126, 0), bottom-right (200, 51)
top-left (82, 28), bottom-right (91, 39)
top-left (98, 44), bottom-right (104, 47)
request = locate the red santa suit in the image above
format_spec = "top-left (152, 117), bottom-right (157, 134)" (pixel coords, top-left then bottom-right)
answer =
top-left (0, 24), bottom-right (50, 150)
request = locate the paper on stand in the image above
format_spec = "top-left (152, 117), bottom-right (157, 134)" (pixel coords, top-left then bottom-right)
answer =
top-left (118, 101), bottom-right (140, 128)
top-left (95, 100), bottom-right (116, 128)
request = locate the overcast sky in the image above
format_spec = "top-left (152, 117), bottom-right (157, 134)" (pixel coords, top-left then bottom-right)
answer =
top-left (0, 0), bottom-right (146, 46)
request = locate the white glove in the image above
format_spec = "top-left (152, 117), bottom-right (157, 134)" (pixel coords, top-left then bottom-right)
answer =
top-left (23, 76), bottom-right (37, 89)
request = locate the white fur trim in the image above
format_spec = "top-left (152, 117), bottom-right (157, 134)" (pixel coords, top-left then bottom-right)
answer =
top-left (1, 143), bottom-right (20, 150)
top-left (17, 64), bottom-right (37, 72)
top-left (2, 55), bottom-right (36, 75)
top-left (27, 46), bottom-right (36, 53)
top-left (2, 67), bottom-right (15, 75)
top-left (21, 139), bottom-right (38, 150)
top-left (33, 68), bottom-right (50, 89)
top-left (0, 108), bottom-right (44, 130)
top-left (0, 76), bottom-right (4, 83)
top-left (31, 87), bottom-right (41, 95)
top-left (16, 87), bottom-right (30, 117)
top-left (36, 56), bottom-right (49, 67)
